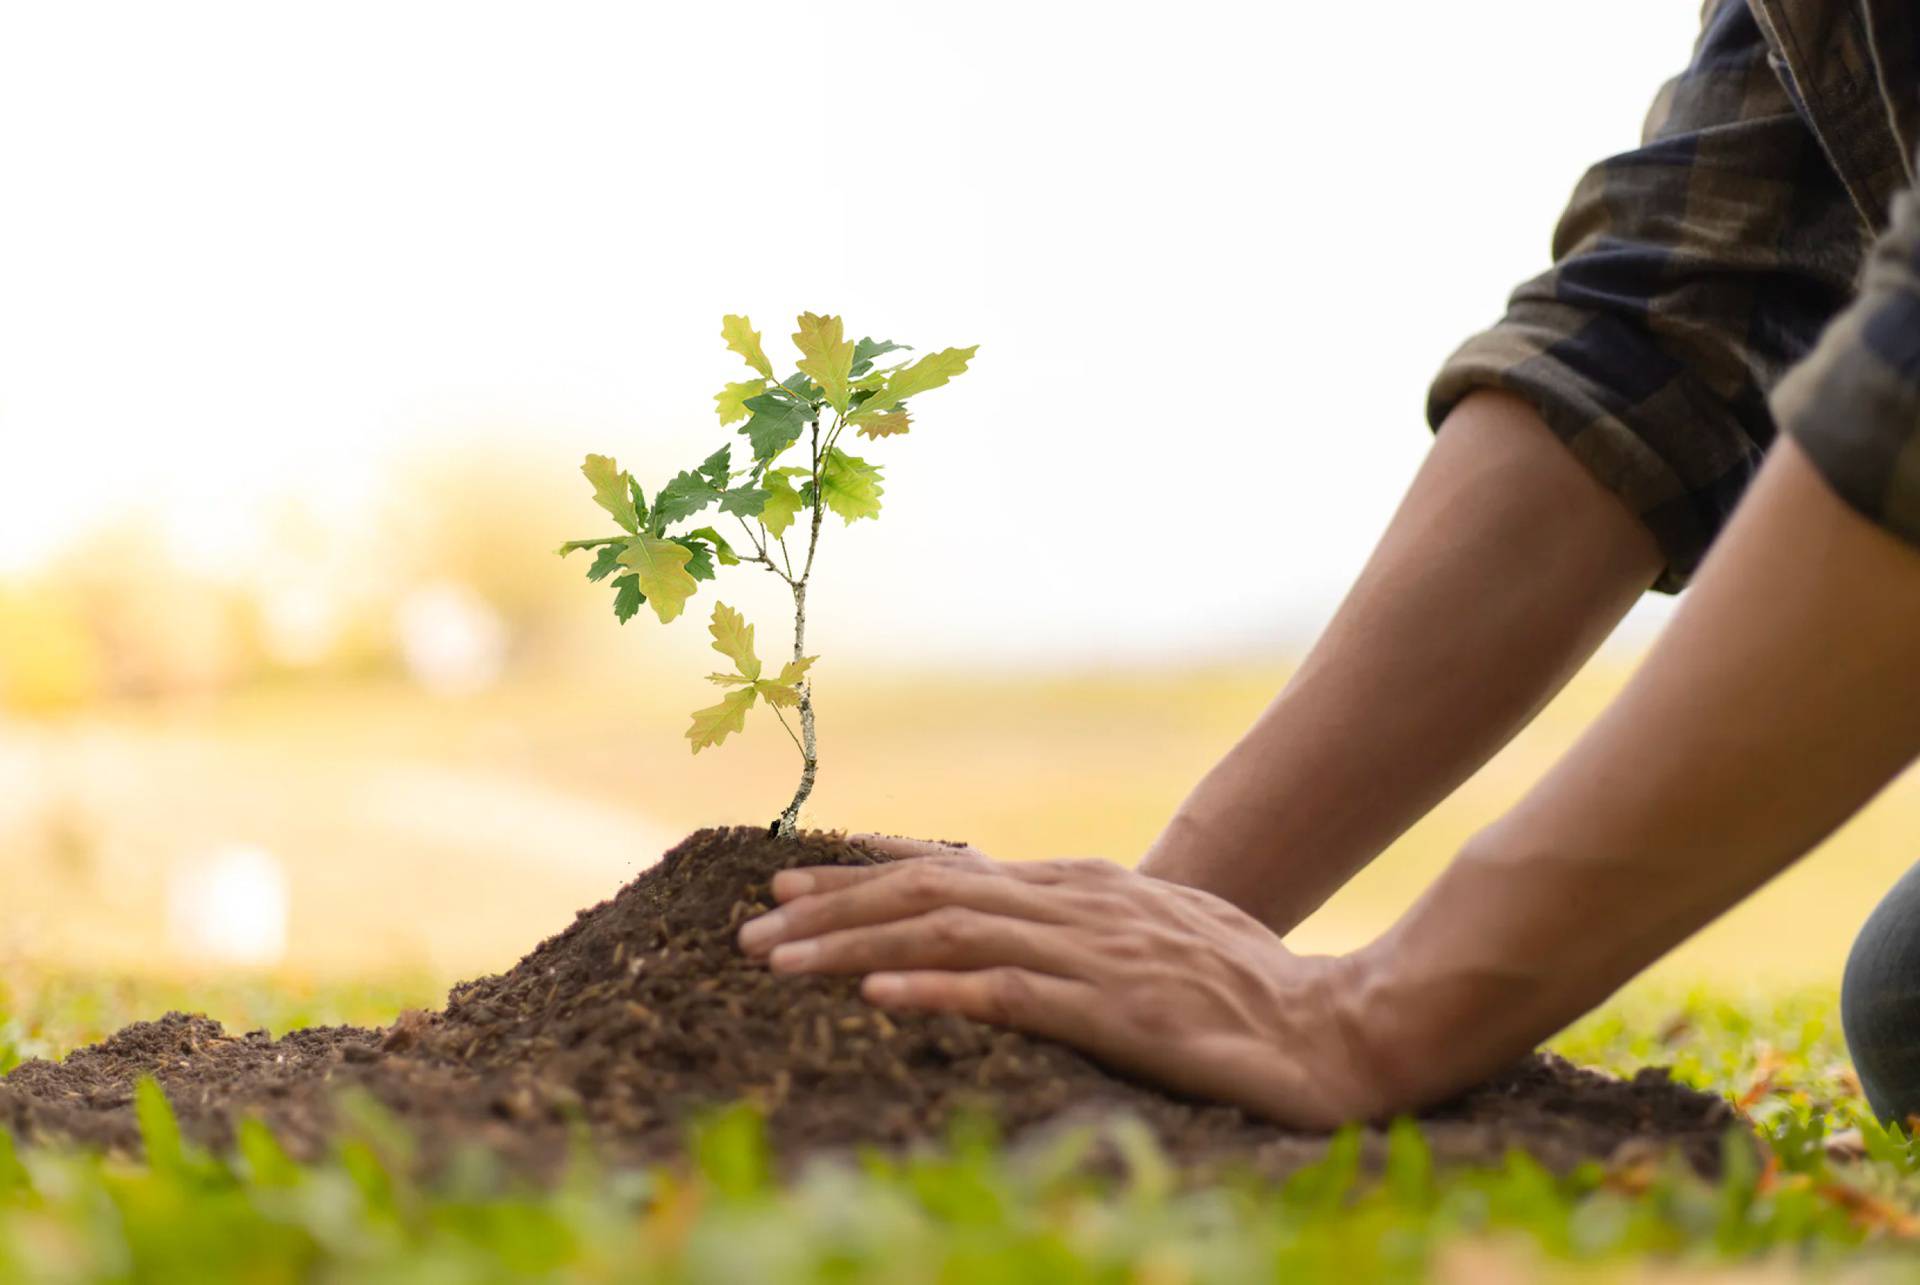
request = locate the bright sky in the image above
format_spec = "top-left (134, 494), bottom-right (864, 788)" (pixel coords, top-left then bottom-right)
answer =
top-left (0, 1), bottom-right (1700, 665)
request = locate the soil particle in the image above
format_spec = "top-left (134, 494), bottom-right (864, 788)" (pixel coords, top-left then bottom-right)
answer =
top-left (0, 828), bottom-right (1745, 1181)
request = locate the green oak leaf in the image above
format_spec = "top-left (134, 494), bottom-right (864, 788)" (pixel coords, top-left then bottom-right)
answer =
top-left (655, 469), bottom-right (721, 525)
top-left (782, 372), bottom-right (823, 402)
top-left (739, 394), bottom-right (808, 462)
top-left (721, 314), bottom-right (774, 379)
top-left (656, 449), bottom-right (753, 525)
top-left (616, 534), bottom-right (699, 623)
top-left (611, 573), bottom-right (644, 624)
top-left (687, 686), bottom-right (757, 753)
top-left (850, 337), bottom-right (909, 378)
top-left (819, 449), bottom-right (883, 523)
top-left (757, 468), bottom-right (807, 537)
top-left (586, 543), bottom-right (624, 582)
top-left (718, 483), bottom-right (769, 517)
top-left (850, 345), bottom-right (977, 421)
top-left (855, 406), bottom-right (911, 439)
top-left (582, 454), bottom-right (640, 533)
top-left (670, 536), bottom-right (716, 581)
top-left (707, 601), bottom-right (761, 681)
top-left (714, 379), bottom-right (766, 426)
top-left (792, 312), bottom-right (855, 413)
top-left (851, 362), bottom-right (910, 393)
top-left (687, 526), bottom-right (739, 565)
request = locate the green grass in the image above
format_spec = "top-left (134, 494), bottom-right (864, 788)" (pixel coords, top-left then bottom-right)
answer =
top-left (4, 976), bottom-right (1920, 1282)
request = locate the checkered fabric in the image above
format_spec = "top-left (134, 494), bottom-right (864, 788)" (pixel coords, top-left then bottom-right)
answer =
top-left (1428, 0), bottom-right (1920, 590)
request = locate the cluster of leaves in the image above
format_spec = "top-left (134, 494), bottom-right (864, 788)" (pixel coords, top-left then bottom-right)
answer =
top-left (689, 605), bottom-right (812, 753)
top-left (555, 450), bottom-right (746, 630)
top-left (558, 313), bottom-right (975, 759)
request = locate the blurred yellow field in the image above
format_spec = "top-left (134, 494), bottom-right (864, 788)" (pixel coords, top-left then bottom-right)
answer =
top-left (4, 652), bottom-right (1912, 994)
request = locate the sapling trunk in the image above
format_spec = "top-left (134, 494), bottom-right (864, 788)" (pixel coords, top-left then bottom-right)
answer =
top-left (775, 578), bottom-right (817, 837)
top-left (559, 314), bottom-right (975, 839)
top-left (775, 416), bottom-right (828, 836)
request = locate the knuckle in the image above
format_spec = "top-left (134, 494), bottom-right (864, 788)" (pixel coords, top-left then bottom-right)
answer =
top-left (924, 904), bottom-right (976, 947)
top-left (981, 967), bottom-right (1033, 1024)
top-left (828, 928), bottom-right (882, 969)
top-left (1076, 889), bottom-right (1129, 921)
top-left (1127, 992), bottom-right (1182, 1040)
top-left (899, 863), bottom-right (947, 901)
top-left (1114, 966), bottom-right (1184, 1031)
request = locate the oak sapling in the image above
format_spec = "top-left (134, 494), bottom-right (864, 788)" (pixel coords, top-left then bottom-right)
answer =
top-left (559, 313), bottom-right (977, 836)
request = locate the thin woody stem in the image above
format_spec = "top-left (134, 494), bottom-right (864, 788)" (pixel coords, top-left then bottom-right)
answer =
top-left (735, 516), bottom-right (792, 578)
top-left (775, 413), bottom-right (827, 837)
top-left (768, 700), bottom-right (806, 757)
top-left (735, 514), bottom-right (768, 560)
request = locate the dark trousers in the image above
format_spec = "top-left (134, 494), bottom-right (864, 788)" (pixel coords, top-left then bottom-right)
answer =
top-left (1844, 861), bottom-right (1920, 1124)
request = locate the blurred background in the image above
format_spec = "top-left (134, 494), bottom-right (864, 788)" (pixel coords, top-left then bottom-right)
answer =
top-left (0, 1), bottom-right (1901, 1007)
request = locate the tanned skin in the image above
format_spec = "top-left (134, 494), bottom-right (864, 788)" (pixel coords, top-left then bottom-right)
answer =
top-left (736, 391), bottom-right (1920, 1125)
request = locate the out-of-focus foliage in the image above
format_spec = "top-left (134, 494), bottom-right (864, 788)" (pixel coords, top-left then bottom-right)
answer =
top-left (0, 585), bottom-right (103, 713)
top-left (0, 444), bottom-right (599, 716)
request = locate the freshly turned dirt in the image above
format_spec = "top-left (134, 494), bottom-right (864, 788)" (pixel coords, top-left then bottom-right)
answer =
top-left (0, 828), bottom-right (1745, 1181)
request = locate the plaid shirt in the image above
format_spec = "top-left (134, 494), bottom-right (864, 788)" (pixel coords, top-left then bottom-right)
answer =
top-left (1429, 0), bottom-right (1920, 590)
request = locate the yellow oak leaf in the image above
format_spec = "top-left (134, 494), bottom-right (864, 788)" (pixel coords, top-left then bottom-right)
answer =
top-left (615, 534), bottom-right (698, 623)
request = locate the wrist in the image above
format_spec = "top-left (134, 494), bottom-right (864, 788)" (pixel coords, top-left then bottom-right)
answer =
top-left (1340, 828), bottom-right (1576, 1114)
top-left (1319, 944), bottom-right (1445, 1121)
top-left (1143, 800), bottom-right (1331, 933)
top-left (1138, 806), bottom-right (1215, 881)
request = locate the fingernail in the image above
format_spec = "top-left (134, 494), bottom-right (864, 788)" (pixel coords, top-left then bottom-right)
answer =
top-left (865, 973), bottom-right (905, 1003)
top-left (772, 870), bottom-right (815, 899)
top-left (769, 939), bottom-right (817, 971)
top-left (738, 911), bottom-right (787, 953)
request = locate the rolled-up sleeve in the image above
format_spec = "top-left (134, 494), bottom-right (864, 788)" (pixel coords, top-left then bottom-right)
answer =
top-left (1428, 0), bottom-right (1864, 591)
top-left (1774, 185), bottom-right (1920, 546)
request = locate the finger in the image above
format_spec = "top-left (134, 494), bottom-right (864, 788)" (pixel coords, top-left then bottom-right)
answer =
top-left (770, 850), bottom-right (990, 903)
top-left (849, 834), bottom-right (987, 863)
top-left (768, 905), bottom-right (1090, 978)
top-left (740, 862), bottom-right (1071, 956)
top-left (770, 864), bottom-right (888, 902)
top-left (849, 838), bottom-right (1121, 889)
top-left (777, 854), bottom-right (1122, 906)
top-left (862, 968), bottom-right (1107, 1048)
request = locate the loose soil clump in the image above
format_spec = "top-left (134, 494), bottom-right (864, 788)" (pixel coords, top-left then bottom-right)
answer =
top-left (0, 828), bottom-right (1743, 1181)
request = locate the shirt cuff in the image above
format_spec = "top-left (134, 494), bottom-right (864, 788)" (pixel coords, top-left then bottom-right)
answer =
top-left (1429, 301), bottom-right (1769, 594)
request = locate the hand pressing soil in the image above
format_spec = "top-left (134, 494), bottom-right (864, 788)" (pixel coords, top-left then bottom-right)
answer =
top-left (0, 828), bottom-right (1744, 1182)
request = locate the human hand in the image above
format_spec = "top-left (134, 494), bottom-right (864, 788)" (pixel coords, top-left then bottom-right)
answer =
top-left (737, 837), bottom-right (1390, 1129)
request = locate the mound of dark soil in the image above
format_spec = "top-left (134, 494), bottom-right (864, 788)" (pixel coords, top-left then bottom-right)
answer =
top-left (0, 828), bottom-right (1743, 1181)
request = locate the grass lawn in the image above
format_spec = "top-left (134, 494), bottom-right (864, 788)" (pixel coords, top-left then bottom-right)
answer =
top-left (3, 971), bottom-right (1920, 1282)
top-left (10, 663), bottom-right (1920, 1278)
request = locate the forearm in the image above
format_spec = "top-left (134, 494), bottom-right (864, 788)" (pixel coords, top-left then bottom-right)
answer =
top-left (1142, 390), bottom-right (1661, 931)
top-left (1351, 438), bottom-right (1920, 1111)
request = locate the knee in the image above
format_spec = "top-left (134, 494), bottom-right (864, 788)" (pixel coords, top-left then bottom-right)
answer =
top-left (1843, 871), bottom-right (1920, 1125)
